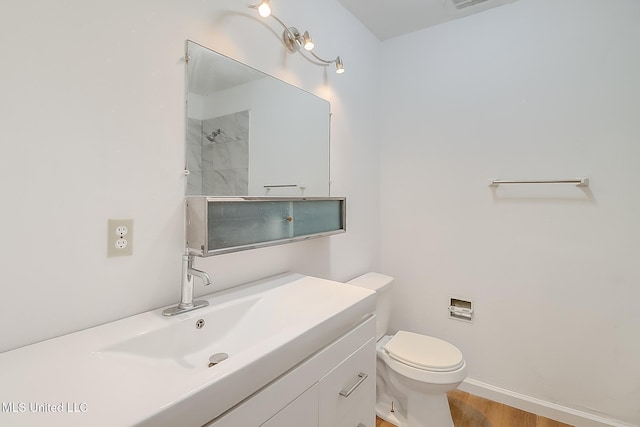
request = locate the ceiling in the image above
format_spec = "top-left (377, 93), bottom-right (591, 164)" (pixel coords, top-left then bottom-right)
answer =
top-left (336, 0), bottom-right (519, 40)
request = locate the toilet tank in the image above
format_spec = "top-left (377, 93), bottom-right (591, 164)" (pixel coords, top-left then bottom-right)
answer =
top-left (347, 272), bottom-right (394, 340)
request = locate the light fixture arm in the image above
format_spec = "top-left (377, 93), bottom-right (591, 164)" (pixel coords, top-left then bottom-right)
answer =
top-left (308, 50), bottom-right (334, 65)
top-left (247, 1), bottom-right (344, 74)
top-left (265, 12), bottom-right (288, 33)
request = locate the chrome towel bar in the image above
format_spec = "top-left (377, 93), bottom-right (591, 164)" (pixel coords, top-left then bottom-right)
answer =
top-left (489, 178), bottom-right (589, 187)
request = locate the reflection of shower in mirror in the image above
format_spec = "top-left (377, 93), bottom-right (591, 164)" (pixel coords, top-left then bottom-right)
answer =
top-left (205, 129), bottom-right (226, 143)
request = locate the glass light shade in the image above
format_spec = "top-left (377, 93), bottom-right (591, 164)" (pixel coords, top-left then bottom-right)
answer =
top-left (335, 56), bottom-right (344, 74)
top-left (258, 1), bottom-right (271, 17)
top-left (303, 31), bottom-right (314, 51)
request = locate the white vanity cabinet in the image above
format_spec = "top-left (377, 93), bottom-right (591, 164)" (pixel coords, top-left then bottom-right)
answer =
top-left (207, 317), bottom-right (375, 427)
top-left (319, 336), bottom-right (375, 427)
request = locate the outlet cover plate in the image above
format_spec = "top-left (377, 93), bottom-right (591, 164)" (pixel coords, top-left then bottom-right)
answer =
top-left (108, 218), bottom-right (133, 257)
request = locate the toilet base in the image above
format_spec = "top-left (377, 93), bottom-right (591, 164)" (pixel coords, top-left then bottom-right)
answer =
top-left (375, 394), bottom-right (454, 427)
top-left (406, 392), bottom-right (454, 427)
top-left (376, 384), bottom-right (454, 427)
top-left (375, 391), bottom-right (406, 426)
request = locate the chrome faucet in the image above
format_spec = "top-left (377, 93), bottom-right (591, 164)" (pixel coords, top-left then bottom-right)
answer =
top-left (162, 254), bottom-right (212, 316)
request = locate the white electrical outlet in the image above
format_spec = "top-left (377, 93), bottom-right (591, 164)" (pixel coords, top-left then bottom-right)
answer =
top-left (115, 225), bottom-right (128, 237)
top-left (108, 219), bottom-right (133, 257)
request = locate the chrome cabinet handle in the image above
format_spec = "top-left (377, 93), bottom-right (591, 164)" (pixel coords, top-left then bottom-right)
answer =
top-left (339, 372), bottom-right (368, 397)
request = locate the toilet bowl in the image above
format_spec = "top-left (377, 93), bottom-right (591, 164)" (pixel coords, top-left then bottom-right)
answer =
top-left (347, 273), bottom-right (467, 427)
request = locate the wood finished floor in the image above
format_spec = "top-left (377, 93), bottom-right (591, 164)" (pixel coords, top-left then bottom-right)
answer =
top-left (375, 390), bottom-right (573, 427)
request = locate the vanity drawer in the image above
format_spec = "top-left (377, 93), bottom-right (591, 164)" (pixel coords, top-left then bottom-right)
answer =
top-left (318, 337), bottom-right (376, 427)
top-left (261, 384), bottom-right (319, 427)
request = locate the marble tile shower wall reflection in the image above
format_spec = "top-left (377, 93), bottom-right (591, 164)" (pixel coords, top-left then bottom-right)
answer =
top-left (202, 110), bottom-right (249, 195)
top-left (186, 118), bottom-right (203, 195)
top-left (187, 111), bottom-right (250, 196)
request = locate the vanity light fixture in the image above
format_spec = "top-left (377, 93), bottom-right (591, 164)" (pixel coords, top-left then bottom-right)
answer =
top-left (248, 0), bottom-right (345, 74)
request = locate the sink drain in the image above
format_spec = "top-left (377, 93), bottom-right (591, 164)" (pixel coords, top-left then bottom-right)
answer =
top-left (195, 319), bottom-right (205, 329)
top-left (208, 353), bottom-right (229, 368)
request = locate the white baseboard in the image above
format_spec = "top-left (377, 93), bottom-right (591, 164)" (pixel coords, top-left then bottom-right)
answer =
top-left (458, 378), bottom-right (637, 427)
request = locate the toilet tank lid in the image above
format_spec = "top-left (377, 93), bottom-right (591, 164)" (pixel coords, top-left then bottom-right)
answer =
top-left (346, 272), bottom-right (394, 291)
top-left (384, 331), bottom-right (464, 372)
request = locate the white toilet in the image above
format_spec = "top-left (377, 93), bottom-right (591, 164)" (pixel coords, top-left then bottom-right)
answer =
top-left (347, 272), bottom-right (467, 427)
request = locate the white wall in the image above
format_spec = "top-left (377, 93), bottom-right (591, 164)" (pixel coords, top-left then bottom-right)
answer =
top-left (379, 0), bottom-right (640, 425)
top-left (0, 0), bottom-right (380, 353)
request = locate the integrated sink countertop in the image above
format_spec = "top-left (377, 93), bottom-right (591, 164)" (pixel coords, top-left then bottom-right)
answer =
top-left (0, 273), bottom-right (375, 427)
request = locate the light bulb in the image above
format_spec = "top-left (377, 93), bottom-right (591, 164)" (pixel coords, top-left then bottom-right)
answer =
top-left (335, 56), bottom-right (344, 74)
top-left (303, 31), bottom-right (314, 51)
top-left (258, 0), bottom-right (271, 17)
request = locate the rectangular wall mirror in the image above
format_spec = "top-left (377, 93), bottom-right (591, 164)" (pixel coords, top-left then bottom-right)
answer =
top-left (185, 40), bottom-right (331, 197)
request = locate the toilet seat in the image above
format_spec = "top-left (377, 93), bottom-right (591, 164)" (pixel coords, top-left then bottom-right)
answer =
top-left (384, 331), bottom-right (464, 372)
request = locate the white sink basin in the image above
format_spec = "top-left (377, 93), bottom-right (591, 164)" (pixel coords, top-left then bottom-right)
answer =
top-left (0, 273), bottom-right (375, 427)
top-left (103, 294), bottom-right (263, 369)
top-left (102, 273), bottom-right (361, 371)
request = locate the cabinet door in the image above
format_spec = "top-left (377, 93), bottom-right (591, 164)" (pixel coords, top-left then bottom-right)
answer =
top-left (319, 338), bottom-right (376, 427)
top-left (261, 383), bottom-right (319, 427)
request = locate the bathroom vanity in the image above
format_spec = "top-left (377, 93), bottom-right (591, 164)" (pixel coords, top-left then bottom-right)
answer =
top-left (0, 274), bottom-right (375, 427)
top-left (207, 315), bottom-right (375, 427)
